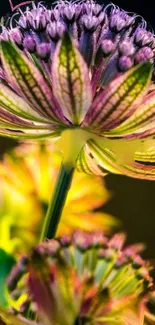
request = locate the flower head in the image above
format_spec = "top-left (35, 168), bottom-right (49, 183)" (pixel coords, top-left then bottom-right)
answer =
top-left (0, 1), bottom-right (155, 179)
top-left (0, 141), bottom-right (118, 254)
top-left (4, 231), bottom-right (154, 325)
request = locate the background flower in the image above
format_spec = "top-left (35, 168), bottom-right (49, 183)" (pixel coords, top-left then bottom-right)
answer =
top-left (4, 231), bottom-right (154, 325)
top-left (0, 141), bottom-right (118, 254)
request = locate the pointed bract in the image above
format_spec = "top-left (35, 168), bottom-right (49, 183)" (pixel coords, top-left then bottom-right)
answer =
top-left (84, 63), bottom-right (152, 132)
top-left (1, 41), bottom-right (63, 122)
top-left (52, 33), bottom-right (92, 125)
top-left (77, 139), bottom-right (155, 180)
top-left (0, 81), bottom-right (49, 123)
top-left (108, 91), bottom-right (155, 137)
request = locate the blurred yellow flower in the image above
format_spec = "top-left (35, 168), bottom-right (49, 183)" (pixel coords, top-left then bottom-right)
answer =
top-left (0, 142), bottom-right (119, 255)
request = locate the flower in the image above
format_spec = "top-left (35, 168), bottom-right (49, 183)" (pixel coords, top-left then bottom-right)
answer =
top-left (0, 1), bottom-right (155, 179)
top-left (3, 231), bottom-right (154, 325)
top-left (0, 142), bottom-right (118, 254)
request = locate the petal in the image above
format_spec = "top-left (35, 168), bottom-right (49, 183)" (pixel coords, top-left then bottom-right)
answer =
top-left (77, 140), bottom-right (121, 175)
top-left (0, 128), bottom-right (59, 139)
top-left (0, 105), bottom-right (60, 134)
top-left (52, 33), bottom-right (92, 124)
top-left (28, 251), bottom-right (61, 325)
top-left (0, 307), bottom-right (37, 325)
top-left (60, 211), bottom-right (119, 235)
top-left (1, 41), bottom-right (63, 123)
top-left (121, 160), bottom-right (155, 180)
top-left (77, 139), bottom-right (155, 180)
top-left (135, 127), bottom-right (155, 138)
top-left (0, 107), bottom-right (36, 129)
top-left (0, 81), bottom-right (50, 123)
top-left (84, 63), bottom-right (152, 132)
top-left (134, 145), bottom-right (155, 164)
top-left (106, 91), bottom-right (155, 137)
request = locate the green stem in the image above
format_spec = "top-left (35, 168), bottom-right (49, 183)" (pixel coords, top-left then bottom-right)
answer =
top-left (40, 128), bottom-right (92, 241)
top-left (40, 163), bottom-right (74, 240)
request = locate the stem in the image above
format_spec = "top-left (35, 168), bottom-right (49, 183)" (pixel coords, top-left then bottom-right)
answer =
top-left (40, 163), bottom-right (74, 240)
top-left (40, 128), bottom-right (92, 241)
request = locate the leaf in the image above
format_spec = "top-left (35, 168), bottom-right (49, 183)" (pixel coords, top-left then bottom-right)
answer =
top-left (0, 249), bottom-right (15, 307)
top-left (84, 63), bottom-right (152, 132)
top-left (1, 41), bottom-right (63, 122)
top-left (52, 33), bottom-right (92, 124)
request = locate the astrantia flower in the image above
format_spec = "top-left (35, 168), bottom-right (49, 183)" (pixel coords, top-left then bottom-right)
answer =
top-left (3, 232), bottom-right (154, 325)
top-left (0, 142), bottom-right (118, 254)
top-left (0, 0), bottom-right (155, 179)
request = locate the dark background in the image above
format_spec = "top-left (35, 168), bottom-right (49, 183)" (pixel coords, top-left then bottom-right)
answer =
top-left (0, 0), bottom-right (155, 258)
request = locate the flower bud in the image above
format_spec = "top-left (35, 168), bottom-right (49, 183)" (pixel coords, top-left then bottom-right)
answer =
top-left (135, 46), bottom-right (154, 63)
top-left (118, 56), bottom-right (134, 71)
top-left (23, 35), bottom-right (36, 52)
top-left (46, 22), bottom-right (65, 41)
top-left (101, 39), bottom-right (116, 56)
top-left (119, 40), bottom-right (135, 56)
top-left (36, 43), bottom-right (51, 59)
top-left (82, 15), bottom-right (99, 32)
top-left (9, 27), bottom-right (23, 45)
top-left (134, 28), bottom-right (154, 46)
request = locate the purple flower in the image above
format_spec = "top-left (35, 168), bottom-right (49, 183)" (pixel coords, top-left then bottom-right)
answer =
top-left (0, 1), bottom-right (155, 179)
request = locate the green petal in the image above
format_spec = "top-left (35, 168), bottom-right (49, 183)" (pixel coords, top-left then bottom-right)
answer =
top-left (122, 161), bottom-right (155, 180)
top-left (77, 139), bottom-right (155, 180)
top-left (1, 41), bottom-right (62, 122)
top-left (52, 33), bottom-right (92, 124)
top-left (107, 91), bottom-right (155, 137)
top-left (0, 104), bottom-right (58, 131)
top-left (84, 63), bottom-right (152, 132)
top-left (0, 82), bottom-right (50, 123)
top-left (77, 139), bottom-right (121, 175)
top-left (0, 128), bottom-right (60, 140)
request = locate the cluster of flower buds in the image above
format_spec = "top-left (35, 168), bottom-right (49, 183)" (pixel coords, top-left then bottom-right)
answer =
top-left (0, 1), bottom-right (155, 84)
top-left (6, 231), bottom-right (154, 325)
